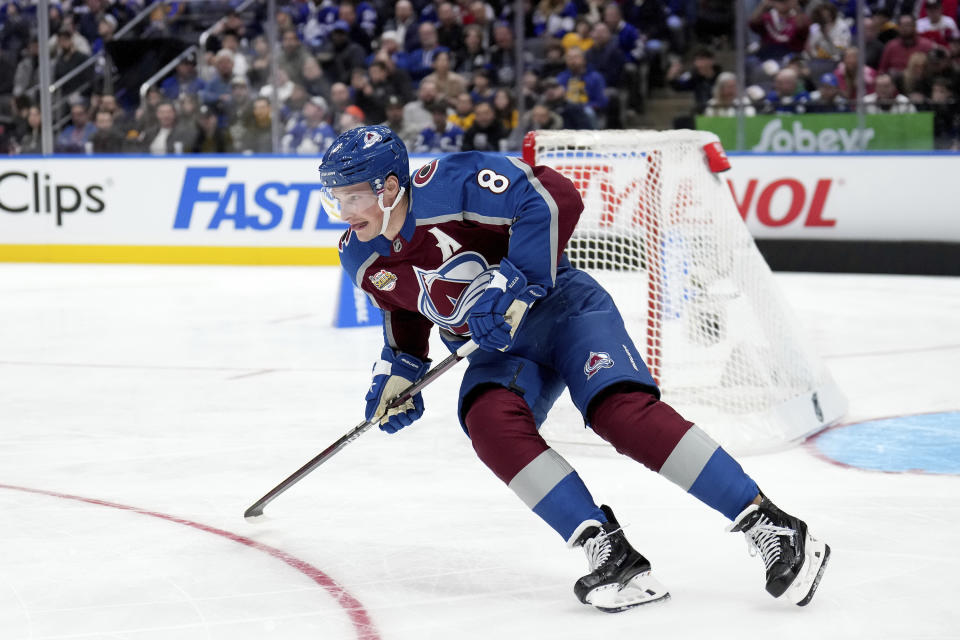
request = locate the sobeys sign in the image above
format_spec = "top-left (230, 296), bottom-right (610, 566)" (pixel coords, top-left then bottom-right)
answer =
top-left (696, 113), bottom-right (933, 151)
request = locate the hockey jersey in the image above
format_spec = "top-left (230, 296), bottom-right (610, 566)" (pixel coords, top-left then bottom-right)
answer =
top-left (338, 152), bottom-right (584, 360)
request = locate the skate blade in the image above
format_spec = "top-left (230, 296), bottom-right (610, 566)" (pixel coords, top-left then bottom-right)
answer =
top-left (585, 571), bottom-right (671, 613)
top-left (787, 534), bottom-right (831, 606)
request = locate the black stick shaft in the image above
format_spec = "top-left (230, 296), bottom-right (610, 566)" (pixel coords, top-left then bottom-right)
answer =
top-left (244, 341), bottom-right (476, 519)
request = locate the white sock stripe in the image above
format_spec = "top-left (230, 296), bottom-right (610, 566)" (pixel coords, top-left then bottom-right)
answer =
top-left (507, 449), bottom-right (574, 511)
top-left (658, 424), bottom-right (720, 491)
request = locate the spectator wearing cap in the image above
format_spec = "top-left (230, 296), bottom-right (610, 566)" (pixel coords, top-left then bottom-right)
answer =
top-left (383, 0), bottom-right (419, 52)
top-left (194, 105), bottom-right (234, 153)
top-left (414, 102), bottom-right (464, 153)
top-left (225, 76), bottom-right (254, 129)
top-left (422, 50), bottom-right (468, 107)
top-left (556, 46), bottom-right (608, 127)
top-left (807, 73), bottom-right (850, 112)
top-left (322, 20), bottom-right (367, 84)
top-left (91, 14), bottom-right (118, 55)
top-left (339, 104), bottom-right (366, 132)
top-left (462, 100), bottom-right (506, 151)
top-left (381, 94), bottom-right (421, 149)
top-left (864, 73), bottom-right (917, 114)
top-left (541, 77), bottom-right (593, 128)
top-left (408, 22), bottom-right (449, 83)
top-left (162, 54), bottom-right (205, 101)
top-left (335, 1), bottom-right (373, 54)
top-left (917, 0), bottom-right (960, 48)
top-left (702, 72), bottom-right (757, 117)
top-left (879, 14), bottom-right (937, 75)
top-left (282, 96), bottom-right (336, 154)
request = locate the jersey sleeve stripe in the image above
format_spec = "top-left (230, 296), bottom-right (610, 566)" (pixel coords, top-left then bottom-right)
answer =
top-left (354, 252), bottom-right (379, 289)
top-left (507, 156), bottom-right (559, 285)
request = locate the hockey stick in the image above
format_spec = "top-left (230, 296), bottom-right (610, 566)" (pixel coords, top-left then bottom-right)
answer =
top-left (244, 340), bottom-right (478, 521)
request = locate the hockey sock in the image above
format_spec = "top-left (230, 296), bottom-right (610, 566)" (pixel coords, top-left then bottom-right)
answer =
top-left (465, 386), bottom-right (606, 540)
top-left (589, 388), bottom-right (758, 520)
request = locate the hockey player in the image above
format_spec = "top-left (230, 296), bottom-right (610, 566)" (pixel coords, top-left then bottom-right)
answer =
top-left (318, 125), bottom-right (830, 612)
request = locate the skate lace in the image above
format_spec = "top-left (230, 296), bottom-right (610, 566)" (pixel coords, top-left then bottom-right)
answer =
top-left (744, 515), bottom-right (795, 571)
top-left (583, 527), bottom-right (616, 570)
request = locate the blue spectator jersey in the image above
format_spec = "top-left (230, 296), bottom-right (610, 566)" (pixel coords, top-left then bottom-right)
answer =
top-left (413, 122), bottom-right (464, 153)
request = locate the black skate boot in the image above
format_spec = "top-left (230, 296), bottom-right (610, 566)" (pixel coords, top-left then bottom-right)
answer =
top-left (728, 495), bottom-right (831, 606)
top-left (572, 505), bottom-right (670, 613)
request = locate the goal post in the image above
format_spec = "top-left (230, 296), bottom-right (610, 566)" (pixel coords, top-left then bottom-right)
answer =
top-left (523, 129), bottom-right (847, 455)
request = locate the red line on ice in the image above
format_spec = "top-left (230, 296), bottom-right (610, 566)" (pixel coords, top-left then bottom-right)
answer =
top-left (0, 483), bottom-right (380, 640)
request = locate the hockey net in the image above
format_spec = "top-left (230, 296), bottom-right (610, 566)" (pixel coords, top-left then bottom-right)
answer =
top-left (524, 129), bottom-right (846, 455)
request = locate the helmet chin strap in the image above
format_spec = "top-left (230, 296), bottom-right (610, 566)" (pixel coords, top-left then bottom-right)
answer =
top-left (377, 185), bottom-right (406, 237)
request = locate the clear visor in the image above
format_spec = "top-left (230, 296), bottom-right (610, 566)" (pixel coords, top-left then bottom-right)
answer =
top-left (319, 186), bottom-right (380, 220)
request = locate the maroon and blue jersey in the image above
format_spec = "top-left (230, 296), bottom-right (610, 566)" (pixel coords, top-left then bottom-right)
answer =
top-left (337, 151), bottom-right (584, 360)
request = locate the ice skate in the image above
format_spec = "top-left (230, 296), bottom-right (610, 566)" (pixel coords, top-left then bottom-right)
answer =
top-left (728, 495), bottom-right (830, 606)
top-left (572, 505), bottom-right (670, 613)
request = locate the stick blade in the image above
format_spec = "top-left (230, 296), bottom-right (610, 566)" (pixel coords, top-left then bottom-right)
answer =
top-left (244, 504), bottom-right (266, 523)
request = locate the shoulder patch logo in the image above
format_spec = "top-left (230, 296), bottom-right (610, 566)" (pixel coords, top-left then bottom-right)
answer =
top-left (412, 159), bottom-right (440, 187)
top-left (584, 351), bottom-right (614, 380)
top-left (369, 269), bottom-right (398, 291)
top-left (362, 131), bottom-right (382, 148)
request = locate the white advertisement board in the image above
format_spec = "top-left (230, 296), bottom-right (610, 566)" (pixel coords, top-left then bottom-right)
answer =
top-left (1, 153), bottom-right (957, 264)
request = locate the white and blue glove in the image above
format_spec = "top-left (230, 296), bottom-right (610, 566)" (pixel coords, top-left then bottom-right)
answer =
top-left (467, 258), bottom-right (546, 352)
top-left (364, 346), bottom-right (431, 434)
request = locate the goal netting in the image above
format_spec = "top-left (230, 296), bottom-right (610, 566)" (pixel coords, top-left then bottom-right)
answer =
top-left (524, 129), bottom-right (846, 455)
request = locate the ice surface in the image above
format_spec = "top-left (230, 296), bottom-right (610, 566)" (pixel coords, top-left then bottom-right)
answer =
top-left (1, 264), bottom-right (958, 639)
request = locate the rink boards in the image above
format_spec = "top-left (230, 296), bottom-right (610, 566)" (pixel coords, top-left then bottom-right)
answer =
top-left (1, 152), bottom-right (958, 264)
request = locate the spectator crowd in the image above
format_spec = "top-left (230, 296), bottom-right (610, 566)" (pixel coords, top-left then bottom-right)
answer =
top-left (1, 0), bottom-right (958, 154)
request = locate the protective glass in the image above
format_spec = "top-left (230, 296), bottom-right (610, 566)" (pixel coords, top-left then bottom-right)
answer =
top-left (319, 186), bottom-right (379, 220)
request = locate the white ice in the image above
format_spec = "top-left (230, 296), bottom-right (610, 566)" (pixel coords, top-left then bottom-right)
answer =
top-left (1, 264), bottom-right (958, 640)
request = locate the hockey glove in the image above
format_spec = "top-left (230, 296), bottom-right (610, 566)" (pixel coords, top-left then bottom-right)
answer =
top-left (467, 258), bottom-right (546, 352)
top-left (364, 346), bottom-right (431, 434)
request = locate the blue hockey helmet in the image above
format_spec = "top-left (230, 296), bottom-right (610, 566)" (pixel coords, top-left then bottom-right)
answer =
top-left (318, 125), bottom-right (410, 194)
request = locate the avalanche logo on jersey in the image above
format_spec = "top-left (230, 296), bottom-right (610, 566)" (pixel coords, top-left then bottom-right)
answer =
top-left (362, 130), bottom-right (382, 148)
top-left (584, 352), bottom-right (614, 380)
top-left (369, 269), bottom-right (398, 291)
top-left (413, 251), bottom-right (496, 334)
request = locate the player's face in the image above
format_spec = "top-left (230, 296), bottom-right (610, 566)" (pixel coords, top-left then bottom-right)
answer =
top-left (328, 183), bottom-right (382, 241)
